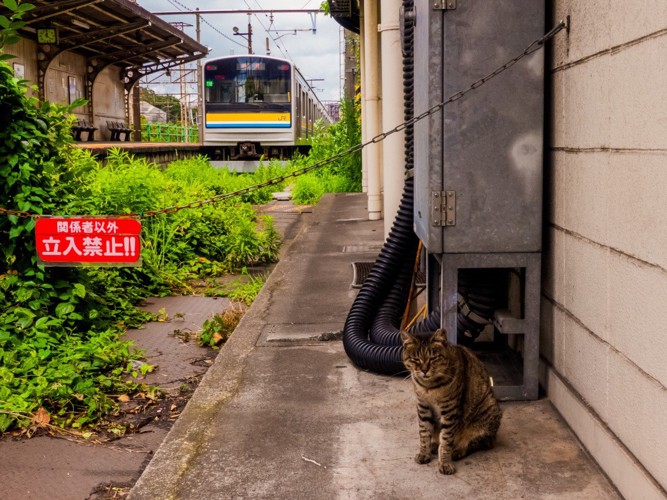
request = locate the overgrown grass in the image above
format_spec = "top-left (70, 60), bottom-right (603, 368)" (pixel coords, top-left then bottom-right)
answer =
top-left (0, 147), bottom-right (284, 432)
top-left (0, 0), bottom-right (360, 432)
top-left (289, 98), bottom-right (362, 205)
top-left (198, 304), bottom-right (247, 348)
top-left (0, 62), bottom-right (283, 432)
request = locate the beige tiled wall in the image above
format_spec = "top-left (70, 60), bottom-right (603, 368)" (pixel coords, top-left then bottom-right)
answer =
top-left (542, 1), bottom-right (667, 497)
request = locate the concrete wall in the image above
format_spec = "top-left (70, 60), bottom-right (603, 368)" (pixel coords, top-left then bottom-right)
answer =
top-left (4, 36), bottom-right (37, 97)
top-left (45, 50), bottom-right (85, 107)
top-left (93, 65), bottom-right (127, 140)
top-left (542, 2), bottom-right (667, 498)
top-left (4, 38), bottom-right (127, 140)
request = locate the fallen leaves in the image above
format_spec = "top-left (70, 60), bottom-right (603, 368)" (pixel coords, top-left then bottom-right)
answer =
top-left (31, 407), bottom-right (51, 427)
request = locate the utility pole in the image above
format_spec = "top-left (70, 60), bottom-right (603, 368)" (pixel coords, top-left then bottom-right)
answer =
top-left (247, 14), bottom-right (252, 54)
top-left (196, 8), bottom-right (203, 142)
top-left (344, 30), bottom-right (357, 100)
top-left (233, 14), bottom-right (253, 54)
top-left (179, 63), bottom-right (188, 142)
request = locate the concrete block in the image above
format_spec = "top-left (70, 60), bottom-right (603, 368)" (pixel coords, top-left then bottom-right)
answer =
top-left (607, 252), bottom-right (667, 387)
top-left (550, 0), bottom-right (667, 69)
top-left (606, 351), bottom-right (667, 489)
top-left (550, 1), bottom-right (613, 66)
top-left (555, 232), bottom-right (610, 341)
top-left (549, 151), bottom-right (609, 245)
top-left (564, 235), bottom-right (610, 340)
top-left (607, 36), bottom-right (667, 149)
top-left (607, 0), bottom-right (667, 49)
top-left (551, 36), bottom-right (667, 150)
top-left (544, 366), bottom-right (667, 498)
top-left (551, 64), bottom-right (611, 149)
top-left (605, 154), bottom-right (667, 270)
top-left (548, 150), bottom-right (667, 271)
top-left (539, 296), bottom-right (565, 370)
top-left (557, 305), bottom-right (610, 418)
top-left (542, 226), bottom-right (566, 301)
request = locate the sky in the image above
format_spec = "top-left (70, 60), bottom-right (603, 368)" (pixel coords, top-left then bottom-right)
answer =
top-left (136, 0), bottom-right (343, 103)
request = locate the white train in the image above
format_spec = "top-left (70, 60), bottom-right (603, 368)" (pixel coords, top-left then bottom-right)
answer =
top-left (201, 54), bottom-right (332, 161)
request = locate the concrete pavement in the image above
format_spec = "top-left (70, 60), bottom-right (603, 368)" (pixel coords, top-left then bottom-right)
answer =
top-left (129, 193), bottom-right (619, 500)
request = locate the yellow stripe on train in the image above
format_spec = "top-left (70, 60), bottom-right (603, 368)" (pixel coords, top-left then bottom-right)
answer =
top-left (206, 112), bottom-right (291, 128)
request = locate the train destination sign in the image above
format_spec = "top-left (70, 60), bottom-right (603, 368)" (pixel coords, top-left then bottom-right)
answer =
top-left (35, 217), bottom-right (141, 266)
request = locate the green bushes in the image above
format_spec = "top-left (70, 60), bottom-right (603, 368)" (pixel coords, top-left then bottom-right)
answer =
top-left (0, 47), bottom-right (146, 430)
top-left (0, 0), bottom-right (361, 431)
top-left (290, 98), bottom-right (362, 204)
top-left (0, 146), bottom-right (284, 432)
top-left (0, 63), bottom-right (282, 431)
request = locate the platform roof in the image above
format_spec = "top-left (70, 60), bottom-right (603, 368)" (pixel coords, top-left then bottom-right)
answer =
top-left (6, 0), bottom-right (208, 75)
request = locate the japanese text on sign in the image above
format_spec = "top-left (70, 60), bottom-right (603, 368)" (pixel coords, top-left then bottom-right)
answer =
top-left (35, 217), bottom-right (141, 266)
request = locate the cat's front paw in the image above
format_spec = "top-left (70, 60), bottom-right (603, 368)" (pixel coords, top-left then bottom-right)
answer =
top-left (438, 461), bottom-right (456, 475)
top-left (415, 450), bottom-right (432, 464)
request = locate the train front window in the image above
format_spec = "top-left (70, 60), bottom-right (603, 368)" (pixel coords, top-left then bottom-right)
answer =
top-left (205, 58), bottom-right (291, 104)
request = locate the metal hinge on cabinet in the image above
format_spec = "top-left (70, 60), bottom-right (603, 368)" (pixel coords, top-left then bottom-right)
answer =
top-left (433, 0), bottom-right (457, 10)
top-left (431, 190), bottom-right (456, 226)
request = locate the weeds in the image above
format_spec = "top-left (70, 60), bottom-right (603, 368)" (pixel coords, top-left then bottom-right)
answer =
top-left (0, 53), bottom-right (281, 431)
top-left (199, 304), bottom-right (247, 347)
top-left (289, 98), bottom-right (361, 205)
top-left (0, 1), bottom-right (360, 433)
top-left (226, 268), bottom-right (267, 305)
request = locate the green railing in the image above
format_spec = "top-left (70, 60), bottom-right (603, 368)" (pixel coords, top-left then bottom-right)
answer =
top-left (141, 122), bottom-right (199, 143)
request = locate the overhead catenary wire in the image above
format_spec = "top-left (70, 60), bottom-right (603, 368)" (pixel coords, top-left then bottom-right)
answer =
top-left (166, 0), bottom-right (248, 51)
top-left (0, 21), bottom-right (567, 221)
top-left (248, 0), bottom-right (292, 60)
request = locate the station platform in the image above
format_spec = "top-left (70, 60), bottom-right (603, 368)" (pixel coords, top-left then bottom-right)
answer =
top-left (73, 141), bottom-right (202, 166)
top-left (128, 192), bottom-right (619, 499)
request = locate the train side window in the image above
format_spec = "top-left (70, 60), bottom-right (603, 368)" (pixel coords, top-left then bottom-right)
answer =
top-left (303, 91), bottom-right (308, 123)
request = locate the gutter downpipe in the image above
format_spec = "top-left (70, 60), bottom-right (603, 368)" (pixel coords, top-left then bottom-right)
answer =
top-left (363, 0), bottom-right (382, 221)
top-left (360, 4), bottom-right (368, 193)
top-left (379, 0), bottom-right (404, 237)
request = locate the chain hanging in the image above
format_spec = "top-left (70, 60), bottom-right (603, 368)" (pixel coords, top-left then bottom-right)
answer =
top-left (0, 21), bottom-right (566, 220)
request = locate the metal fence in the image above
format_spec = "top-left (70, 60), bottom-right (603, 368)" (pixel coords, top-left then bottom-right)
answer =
top-left (141, 122), bottom-right (198, 143)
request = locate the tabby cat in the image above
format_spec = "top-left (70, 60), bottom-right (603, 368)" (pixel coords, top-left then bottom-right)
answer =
top-left (401, 328), bottom-right (502, 475)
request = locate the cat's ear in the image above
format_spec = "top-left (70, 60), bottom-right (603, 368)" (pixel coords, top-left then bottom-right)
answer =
top-left (400, 330), bottom-right (415, 345)
top-left (432, 328), bottom-right (449, 344)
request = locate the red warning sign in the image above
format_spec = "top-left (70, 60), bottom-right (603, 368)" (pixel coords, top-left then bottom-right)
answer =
top-left (35, 217), bottom-right (141, 266)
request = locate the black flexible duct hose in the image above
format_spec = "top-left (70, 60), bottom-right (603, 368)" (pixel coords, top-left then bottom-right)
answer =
top-left (342, 0), bottom-right (420, 375)
top-left (342, 178), bottom-right (419, 375)
top-left (369, 258), bottom-right (414, 347)
top-left (402, 0), bottom-right (415, 174)
top-left (409, 309), bottom-right (441, 335)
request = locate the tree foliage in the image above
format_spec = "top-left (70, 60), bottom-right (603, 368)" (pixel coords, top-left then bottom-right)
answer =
top-left (139, 86), bottom-right (182, 123)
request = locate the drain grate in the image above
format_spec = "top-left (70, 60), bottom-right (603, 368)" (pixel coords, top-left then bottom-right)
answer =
top-left (351, 261), bottom-right (375, 288)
